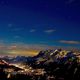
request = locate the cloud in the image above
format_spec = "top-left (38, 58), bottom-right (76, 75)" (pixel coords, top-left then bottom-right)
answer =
top-left (66, 0), bottom-right (75, 4)
top-left (44, 29), bottom-right (56, 34)
top-left (30, 29), bottom-right (36, 32)
top-left (8, 24), bottom-right (13, 27)
top-left (14, 35), bottom-right (21, 39)
top-left (0, 41), bottom-right (79, 56)
top-left (59, 40), bottom-right (80, 44)
top-left (8, 46), bottom-right (17, 50)
top-left (0, 42), bottom-right (54, 56)
top-left (13, 28), bottom-right (23, 31)
top-left (39, 41), bottom-right (48, 44)
top-left (0, 1), bottom-right (8, 6)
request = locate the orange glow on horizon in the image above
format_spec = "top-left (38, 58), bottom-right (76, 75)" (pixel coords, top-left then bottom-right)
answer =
top-left (7, 50), bottom-right (39, 56)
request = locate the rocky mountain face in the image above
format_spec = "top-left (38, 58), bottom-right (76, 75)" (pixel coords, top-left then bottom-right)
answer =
top-left (35, 49), bottom-right (77, 64)
top-left (0, 49), bottom-right (80, 80)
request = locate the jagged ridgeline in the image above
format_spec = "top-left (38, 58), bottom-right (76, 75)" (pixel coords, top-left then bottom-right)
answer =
top-left (33, 49), bottom-right (80, 80)
top-left (0, 49), bottom-right (80, 80)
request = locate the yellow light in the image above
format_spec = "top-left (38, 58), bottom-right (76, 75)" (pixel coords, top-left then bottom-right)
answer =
top-left (7, 50), bottom-right (39, 56)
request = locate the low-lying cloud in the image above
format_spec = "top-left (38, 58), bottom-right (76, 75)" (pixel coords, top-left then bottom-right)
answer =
top-left (59, 40), bottom-right (80, 44)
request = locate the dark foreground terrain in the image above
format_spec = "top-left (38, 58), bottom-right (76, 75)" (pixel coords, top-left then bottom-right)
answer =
top-left (0, 49), bottom-right (80, 80)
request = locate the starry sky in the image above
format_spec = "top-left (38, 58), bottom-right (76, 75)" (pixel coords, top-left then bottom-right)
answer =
top-left (0, 0), bottom-right (80, 55)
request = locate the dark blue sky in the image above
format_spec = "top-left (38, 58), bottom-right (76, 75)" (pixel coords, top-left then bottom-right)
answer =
top-left (0, 0), bottom-right (80, 48)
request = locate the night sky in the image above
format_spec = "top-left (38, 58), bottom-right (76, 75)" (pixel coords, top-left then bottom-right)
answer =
top-left (0, 0), bottom-right (80, 55)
